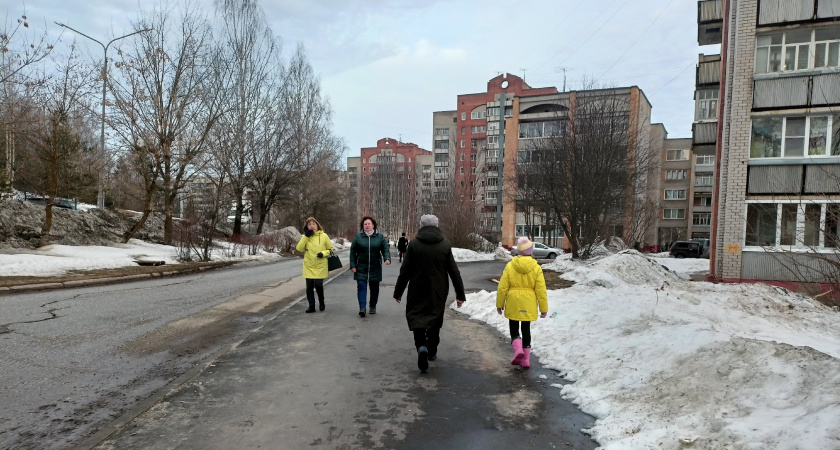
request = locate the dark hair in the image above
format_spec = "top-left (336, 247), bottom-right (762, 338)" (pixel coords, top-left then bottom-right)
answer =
top-left (359, 216), bottom-right (377, 230)
top-left (401, 232), bottom-right (406, 236)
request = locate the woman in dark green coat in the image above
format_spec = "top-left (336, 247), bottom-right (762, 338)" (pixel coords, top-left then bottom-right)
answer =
top-left (349, 216), bottom-right (391, 317)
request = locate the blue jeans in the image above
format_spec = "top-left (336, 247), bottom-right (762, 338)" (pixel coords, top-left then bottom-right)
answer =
top-left (356, 280), bottom-right (380, 309)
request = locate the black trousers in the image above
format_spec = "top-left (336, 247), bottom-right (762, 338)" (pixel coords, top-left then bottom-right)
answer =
top-left (306, 278), bottom-right (324, 308)
top-left (412, 328), bottom-right (441, 356)
top-left (509, 319), bottom-right (531, 348)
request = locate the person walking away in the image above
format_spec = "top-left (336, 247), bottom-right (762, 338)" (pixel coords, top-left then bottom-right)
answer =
top-left (295, 217), bottom-right (334, 313)
top-left (393, 214), bottom-right (465, 373)
top-left (349, 216), bottom-right (391, 317)
top-left (397, 232), bottom-right (409, 262)
top-left (496, 237), bottom-right (548, 368)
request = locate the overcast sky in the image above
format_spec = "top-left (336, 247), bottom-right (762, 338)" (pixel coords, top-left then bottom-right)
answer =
top-left (19, 0), bottom-right (719, 159)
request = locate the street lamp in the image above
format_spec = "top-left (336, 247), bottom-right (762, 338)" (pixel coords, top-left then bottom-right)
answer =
top-left (54, 22), bottom-right (153, 209)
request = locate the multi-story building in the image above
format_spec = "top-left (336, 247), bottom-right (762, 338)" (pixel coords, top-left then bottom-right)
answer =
top-left (435, 74), bottom-right (667, 248)
top-left (659, 136), bottom-right (694, 247)
top-left (349, 138), bottom-right (432, 239)
top-left (710, 0), bottom-right (840, 282)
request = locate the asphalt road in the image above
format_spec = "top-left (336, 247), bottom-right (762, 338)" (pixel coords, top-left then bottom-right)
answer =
top-left (93, 258), bottom-right (597, 449)
top-left (0, 256), bottom-right (317, 450)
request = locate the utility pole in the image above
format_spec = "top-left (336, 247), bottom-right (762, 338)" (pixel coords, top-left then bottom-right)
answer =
top-left (54, 22), bottom-right (153, 209)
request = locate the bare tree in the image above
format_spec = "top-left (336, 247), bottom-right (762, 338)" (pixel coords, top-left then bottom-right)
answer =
top-left (212, 0), bottom-right (281, 238)
top-left (15, 45), bottom-right (98, 242)
top-left (110, 1), bottom-right (222, 243)
top-left (517, 86), bottom-right (657, 259)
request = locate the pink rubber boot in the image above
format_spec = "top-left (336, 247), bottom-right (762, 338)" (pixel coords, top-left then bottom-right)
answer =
top-left (511, 338), bottom-right (524, 365)
top-left (521, 348), bottom-right (531, 368)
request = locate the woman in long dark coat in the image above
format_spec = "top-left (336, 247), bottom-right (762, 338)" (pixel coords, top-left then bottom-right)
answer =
top-left (349, 216), bottom-right (391, 317)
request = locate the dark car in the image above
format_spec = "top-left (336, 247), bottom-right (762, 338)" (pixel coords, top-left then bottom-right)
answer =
top-left (669, 240), bottom-right (703, 259)
top-left (690, 238), bottom-right (710, 258)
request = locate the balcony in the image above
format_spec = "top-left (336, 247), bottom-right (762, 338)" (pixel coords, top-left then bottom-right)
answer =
top-left (753, 73), bottom-right (840, 110)
top-left (693, 121), bottom-right (718, 145)
top-left (485, 198), bottom-right (498, 206)
top-left (697, 0), bottom-right (723, 45)
top-left (696, 57), bottom-right (721, 86)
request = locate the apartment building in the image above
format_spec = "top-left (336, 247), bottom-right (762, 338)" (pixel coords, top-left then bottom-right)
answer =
top-left (348, 138), bottom-right (432, 238)
top-left (434, 74), bottom-right (666, 248)
top-left (710, 0), bottom-right (840, 282)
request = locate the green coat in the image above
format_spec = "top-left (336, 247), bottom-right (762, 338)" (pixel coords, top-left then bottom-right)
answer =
top-left (296, 230), bottom-right (333, 279)
top-left (349, 231), bottom-right (391, 282)
top-left (496, 256), bottom-right (548, 322)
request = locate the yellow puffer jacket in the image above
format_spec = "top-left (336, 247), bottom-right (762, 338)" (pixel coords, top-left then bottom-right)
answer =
top-left (496, 256), bottom-right (548, 321)
top-left (296, 230), bottom-right (333, 279)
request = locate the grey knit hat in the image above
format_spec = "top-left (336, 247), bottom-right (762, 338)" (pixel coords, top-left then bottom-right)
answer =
top-left (419, 214), bottom-right (439, 227)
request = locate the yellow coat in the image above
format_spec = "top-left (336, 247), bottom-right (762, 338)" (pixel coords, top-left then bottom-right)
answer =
top-left (296, 230), bottom-right (334, 279)
top-left (496, 256), bottom-right (548, 321)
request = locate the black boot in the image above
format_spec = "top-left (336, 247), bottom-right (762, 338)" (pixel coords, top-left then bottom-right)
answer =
top-left (359, 308), bottom-right (366, 317)
top-left (319, 299), bottom-right (325, 311)
top-left (305, 307), bottom-right (316, 313)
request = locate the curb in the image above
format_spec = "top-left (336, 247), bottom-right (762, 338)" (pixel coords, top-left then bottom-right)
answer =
top-left (0, 262), bottom-right (238, 293)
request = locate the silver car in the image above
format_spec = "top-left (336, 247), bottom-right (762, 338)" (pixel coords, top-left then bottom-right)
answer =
top-left (510, 241), bottom-right (562, 259)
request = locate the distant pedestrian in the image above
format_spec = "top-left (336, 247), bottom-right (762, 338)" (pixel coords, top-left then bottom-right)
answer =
top-left (295, 217), bottom-right (334, 313)
top-left (496, 237), bottom-right (548, 368)
top-left (397, 232), bottom-right (409, 262)
top-left (393, 214), bottom-right (465, 373)
top-left (350, 216), bottom-right (391, 317)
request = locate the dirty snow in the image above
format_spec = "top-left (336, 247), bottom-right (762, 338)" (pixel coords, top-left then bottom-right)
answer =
top-left (455, 249), bottom-right (840, 450)
top-left (0, 239), bottom-right (292, 277)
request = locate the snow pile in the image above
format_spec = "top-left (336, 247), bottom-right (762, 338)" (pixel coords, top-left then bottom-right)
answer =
top-left (0, 239), bottom-right (282, 277)
top-left (451, 247), bottom-right (496, 262)
top-left (455, 251), bottom-right (840, 449)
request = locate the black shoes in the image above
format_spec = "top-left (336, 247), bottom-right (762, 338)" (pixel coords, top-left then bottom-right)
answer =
top-left (305, 307), bottom-right (316, 313)
top-left (369, 307), bottom-right (376, 315)
top-left (417, 346), bottom-right (429, 372)
top-left (359, 308), bottom-right (366, 317)
top-left (319, 300), bottom-right (325, 311)
top-left (427, 354), bottom-right (437, 361)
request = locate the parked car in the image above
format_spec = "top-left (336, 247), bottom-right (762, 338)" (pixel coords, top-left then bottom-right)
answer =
top-left (669, 240), bottom-right (703, 259)
top-left (510, 241), bottom-right (561, 259)
top-left (690, 238), bottom-right (710, 258)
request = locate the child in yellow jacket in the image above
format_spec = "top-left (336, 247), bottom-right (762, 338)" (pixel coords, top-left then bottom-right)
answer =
top-left (496, 237), bottom-right (548, 368)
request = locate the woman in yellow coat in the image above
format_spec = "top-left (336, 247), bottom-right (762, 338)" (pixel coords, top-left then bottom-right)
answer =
top-left (296, 217), bottom-right (334, 313)
top-left (496, 237), bottom-right (548, 368)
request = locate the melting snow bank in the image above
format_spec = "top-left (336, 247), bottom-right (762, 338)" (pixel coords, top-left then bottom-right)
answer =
top-left (453, 250), bottom-right (840, 449)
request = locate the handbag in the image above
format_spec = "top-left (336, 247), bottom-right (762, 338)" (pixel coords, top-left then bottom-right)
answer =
top-left (327, 249), bottom-right (342, 271)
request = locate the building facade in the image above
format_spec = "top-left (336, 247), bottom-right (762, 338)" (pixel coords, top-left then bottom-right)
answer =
top-left (348, 138), bottom-right (432, 239)
top-left (710, 0), bottom-right (840, 282)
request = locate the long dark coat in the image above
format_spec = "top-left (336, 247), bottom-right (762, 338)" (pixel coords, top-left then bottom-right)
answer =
top-left (393, 226), bottom-right (465, 330)
top-left (349, 231), bottom-right (391, 282)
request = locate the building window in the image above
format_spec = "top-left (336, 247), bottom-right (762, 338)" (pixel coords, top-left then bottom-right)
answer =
top-left (362, 159), bottom-right (366, 163)
top-left (408, 174), bottom-right (411, 179)
top-left (665, 170), bottom-right (687, 180)
top-left (519, 121), bottom-right (562, 139)
top-left (751, 115), bottom-right (840, 158)
top-left (363, 167), bottom-right (366, 172)
top-left (693, 213), bottom-right (711, 226)
top-left (697, 89), bottom-right (718, 120)
top-left (461, 127), bottom-right (466, 134)
top-left (487, 135), bottom-right (499, 144)
top-left (471, 125), bottom-right (486, 133)
top-left (470, 181), bottom-right (475, 187)
top-left (460, 167), bottom-right (465, 174)
top-left (460, 153), bottom-right (465, 161)
top-left (460, 140), bottom-right (465, 148)
top-left (746, 203), bottom-right (777, 246)
top-left (472, 138), bottom-right (486, 149)
top-left (696, 155), bottom-right (715, 165)
top-left (471, 167), bottom-right (476, 174)
top-left (471, 154), bottom-right (476, 161)
top-left (695, 172), bottom-right (713, 186)
top-left (664, 189), bottom-right (687, 200)
top-left (435, 140), bottom-right (450, 149)
top-left (435, 128), bottom-right (449, 137)
top-left (471, 109), bottom-right (486, 120)
top-left (755, 27), bottom-right (840, 74)
top-left (461, 112), bottom-right (466, 120)
top-left (663, 208), bottom-right (686, 220)
top-left (666, 149), bottom-right (689, 161)
top-left (695, 196), bottom-right (713, 207)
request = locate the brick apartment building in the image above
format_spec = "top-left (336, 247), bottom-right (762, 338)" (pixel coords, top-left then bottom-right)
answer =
top-left (706, 0), bottom-right (840, 282)
top-left (346, 138), bottom-right (432, 239)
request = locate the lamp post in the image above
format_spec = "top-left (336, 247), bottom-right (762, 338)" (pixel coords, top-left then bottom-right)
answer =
top-left (54, 22), bottom-right (152, 209)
